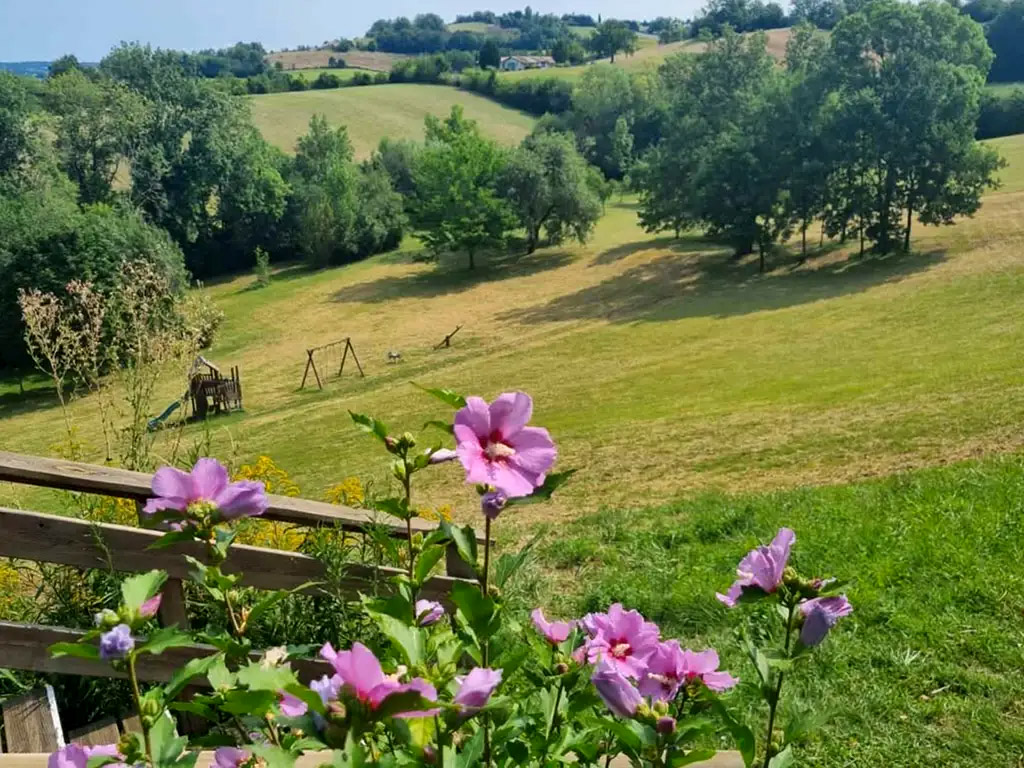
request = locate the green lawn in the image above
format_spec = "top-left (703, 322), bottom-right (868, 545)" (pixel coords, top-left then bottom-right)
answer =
top-left (531, 455), bottom-right (1024, 767)
top-left (248, 84), bottom-right (536, 158)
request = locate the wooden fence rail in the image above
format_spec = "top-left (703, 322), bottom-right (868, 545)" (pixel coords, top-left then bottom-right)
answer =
top-left (0, 451), bottom-right (477, 541)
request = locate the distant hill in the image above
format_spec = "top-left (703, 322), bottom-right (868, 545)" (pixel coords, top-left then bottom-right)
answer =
top-left (0, 61), bottom-right (51, 78)
top-left (267, 49), bottom-right (407, 72)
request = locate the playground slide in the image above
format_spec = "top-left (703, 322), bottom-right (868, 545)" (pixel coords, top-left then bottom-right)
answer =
top-left (147, 400), bottom-right (182, 431)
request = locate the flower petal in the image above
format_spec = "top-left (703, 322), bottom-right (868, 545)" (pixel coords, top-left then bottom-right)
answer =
top-left (151, 466), bottom-right (193, 503)
top-left (214, 480), bottom-right (267, 520)
top-left (487, 461), bottom-right (541, 498)
top-left (488, 392), bottom-right (533, 438)
top-left (702, 670), bottom-right (739, 692)
top-left (454, 397), bottom-right (491, 441)
top-left (190, 458), bottom-right (229, 500)
top-left (508, 426), bottom-right (557, 476)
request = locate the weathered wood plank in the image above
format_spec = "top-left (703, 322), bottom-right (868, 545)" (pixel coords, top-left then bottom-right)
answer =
top-left (0, 623), bottom-right (332, 684)
top-left (0, 451), bottom-right (481, 541)
top-left (1, 687), bottom-right (64, 753)
top-left (118, 715), bottom-right (141, 734)
top-left (0, 508), bottom-right (467, 603)
top-left (68, 718), bottom-right (119, 747)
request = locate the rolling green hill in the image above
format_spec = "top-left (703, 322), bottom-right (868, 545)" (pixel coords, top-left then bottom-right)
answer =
top-left (249, 84), bottom-right (536, 157)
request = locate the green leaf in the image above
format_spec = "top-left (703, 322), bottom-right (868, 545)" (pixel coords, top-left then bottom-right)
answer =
top-left (670, 748), bottom-right (717, 767)
top-left (414, 544), bottom-right (446, 586)
top-left (440, 520), bottom-right (478, 572)
top-left (413, 383), bottom-right (467, 409)
top-left (456, 729), bottom-right (485, 768)
top-left (249, 745), bottom-right (297, 768)
top-left (164, 653), bottom-right (224, 699)
top-left (121, 570), bottom-right (168, 613)
top-left (147, 530), bottom-right (195, 551)
top-left (221, 689), bottom-right (277, 715)
top-left (235, 661), bottom-right (299, 692)
top-left (247, 590), bottom-right (289, 627)
top-left (505, 470), bottom-right (576, 507)
top-left (604, 719), bottom-right (644, 755)
top-left (138, 627), bottom-right (193, 656)
top-left (374, 497), bottom-right (410, 520)
top-left (49, 642), bottom-right (100, 660)
top-left (709, 699), bottom-right (756, 768)
top-left (349, 411), bottom-right (389, 443)
top-left (451, 581), bottom-right (500, 641)
top-left (368, 610), bottom-right (425, 666)
top-left (768, 746), bottom-right (795, 768)
top-left (761, 649), bottom-right (794, 672)
top-left (148, 712), bottom-right (188, 768)
top-left (169, 701), bottom-right (218, 721)
top-left (422, 419), bottom-right (455, 435)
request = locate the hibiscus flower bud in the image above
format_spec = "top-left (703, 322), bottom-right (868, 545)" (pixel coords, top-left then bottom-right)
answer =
top-left (94, 609), bottom-right (120, 629)
top-left (656, 716), bottom-right (677, 735)
top-left (652, 699), bottom-right (669, 716)
top-left (384, 436), bottom-right (399, 453)
top-left (555, 662), bottom-right (569, 675)
top-left (422, 746), bottom-right (437, 765)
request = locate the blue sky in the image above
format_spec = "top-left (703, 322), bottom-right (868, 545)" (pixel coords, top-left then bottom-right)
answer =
top-left (2, 1), bottom-right (706, 62)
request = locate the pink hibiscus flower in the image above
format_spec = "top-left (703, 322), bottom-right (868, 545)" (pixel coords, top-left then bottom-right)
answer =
top-left (320, 642), bottom-right (438, 718)
top-left (717, 528), bottom-right (796, 607)
top-left (581, 603), bottom-right (660, 679)
top-left (142, 458), bottom-right (267, 524)
top-left (638, 641), bottom-right (738, 701)
top-left (454, 392), bottom-right (557, 498)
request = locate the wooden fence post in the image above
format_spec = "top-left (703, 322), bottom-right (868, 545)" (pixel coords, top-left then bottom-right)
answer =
top-left (1, 686), bottom-right (64, 752)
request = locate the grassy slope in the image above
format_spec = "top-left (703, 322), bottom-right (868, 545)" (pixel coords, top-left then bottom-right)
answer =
top-left (248, 84), bottom-right (536, 157)
top-left (289, 68), bottom-right (369, 82)
top-left (4, 134), bottom-right (1024, 526)
top-left (532, 455), bottom-right (1024, 767)
top-left (503, 28), bottom-right (795, 80)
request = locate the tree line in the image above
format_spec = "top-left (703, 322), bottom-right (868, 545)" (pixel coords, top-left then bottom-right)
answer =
top-left (635, 3), bottom-right (1002, 269)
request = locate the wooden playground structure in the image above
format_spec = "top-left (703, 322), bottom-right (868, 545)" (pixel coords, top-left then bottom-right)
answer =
top-left (188, 357), bottom-right (243, 418)
top-left (300, 338), bottom-right (364, 390)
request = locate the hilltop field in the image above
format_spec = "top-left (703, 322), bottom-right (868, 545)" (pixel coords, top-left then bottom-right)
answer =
top-left (248, 84), bottom-right (536, 157)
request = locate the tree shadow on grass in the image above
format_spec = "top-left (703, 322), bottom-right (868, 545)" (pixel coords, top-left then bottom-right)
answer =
top-left (592, 236), bottom-right (720, 266)
top-left (500, 239), bottom-right (948, 325)
top-left (0, 384), bottom-right (60, 420)
top-left (329, 249), bottom-right (575, 304)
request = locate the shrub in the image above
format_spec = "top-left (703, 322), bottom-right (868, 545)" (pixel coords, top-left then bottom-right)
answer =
top-left (253, 246), bottom-right (271, 288)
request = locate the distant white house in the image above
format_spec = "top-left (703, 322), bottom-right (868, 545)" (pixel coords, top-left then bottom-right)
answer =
top-left (500, 55), bottom-right (556, 71)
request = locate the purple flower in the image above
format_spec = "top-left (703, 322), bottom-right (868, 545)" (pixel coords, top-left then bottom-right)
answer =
top-left (454, 393), bottom-right (557, 498)
top-left (581, 603), bottom-right (660, 679)
top-left (481, 490), bottom-right (507, 520)
top-left (656, 716), bottom-right (677, 735)
top-left (142, 458), bottom-right (267, 525)
top-left (415, 600), bottom-right (445, 626)
top-left (310, 673), bottom-right (343, 705)
top-left (139, 594), bottom-right (162, 619)
top-left (49, 745), bottom-right (124, 768)
top-left (320, 642), bottom-right (439, 717)
top-left (592, 660), bottom-right (642, 718)
top-left (717, 528), bottom-right (796, 607)
top-left (799, 595), bottom-right (853, 647)
top-left (213, 747), bottom-right (250, 768)
top-left (278, 691), bottom-right (308, 717)
top-left (99, 624), bottom-right (134, 660)
top-left (531, 608), bottom-right (573, 645)
top-left (453, 667), bottom-right (502, 713)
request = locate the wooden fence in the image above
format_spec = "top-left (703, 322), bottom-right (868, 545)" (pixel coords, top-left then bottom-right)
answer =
top-left (0, 450), bottom-right (482, 751)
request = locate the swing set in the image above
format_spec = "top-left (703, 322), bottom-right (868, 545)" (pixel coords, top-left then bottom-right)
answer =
top-left (300, 337), bottom-right (365, 390)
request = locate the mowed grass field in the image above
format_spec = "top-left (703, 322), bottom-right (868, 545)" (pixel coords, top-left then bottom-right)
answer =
top-left (248, 84), bottom-right (536, 157)
top-left (4, 133), bottom-right (1024, 524)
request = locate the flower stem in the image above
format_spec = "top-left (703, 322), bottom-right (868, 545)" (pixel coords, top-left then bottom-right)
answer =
top-left (402, 457), bottom-right (415, 583)
top-left (481, 516), bottom-right (492, 768)
top-left (434, 715), bottom-right (444, 768)
top-left (127, 651), bottom-right (153, 763)
top-left (762, 601), bottom-right (796, 768)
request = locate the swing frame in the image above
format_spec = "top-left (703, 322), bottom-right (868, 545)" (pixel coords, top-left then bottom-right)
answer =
top-left (300, 338), bottom-right (365, 390)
